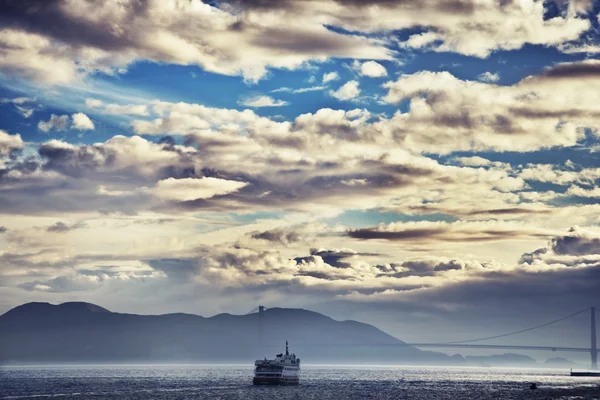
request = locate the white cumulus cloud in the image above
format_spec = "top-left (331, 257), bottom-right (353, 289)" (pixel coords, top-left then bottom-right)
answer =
top-left (478, 71), bottom-right (500, 82)
top-left (358, 61), bottom-right (387, 77)
top-left (323, 71), bottom-right (340, 84)
top-left (71, 113), bottom-right (95, 131)
top-left (330, 80), bottom-right (360, 101)
top-left (239, 95), bottom-right (289, 108)
top-left (38, 114), bottom-right (70, 132)
top-left (149, 177), bottom-right (248, 202)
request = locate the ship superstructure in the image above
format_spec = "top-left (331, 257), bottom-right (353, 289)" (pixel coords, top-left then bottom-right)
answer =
top-left (253, 341), bottom-right (300, 385)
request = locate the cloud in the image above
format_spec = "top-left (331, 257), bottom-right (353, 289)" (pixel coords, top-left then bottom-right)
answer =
top-left (18, 263), bottom-right (165, 293)
top-left (149, 177), bottom-right (248, 202)
top-left (566, 186), bottom-right (600, 198)
top-left (37, 135), bottom-right (196, 179)
top-left (453, 156), bottom-right (491, 167)
top-left (251, 228), bottom-right (303, 245)
top-left (4, 89), bottom-right (587, 226)
top-left (85, 98), bottom-right (104, 108)
top-left (0, 130), bottom-right (24, 155)
top-left (228, 0), bottom-right (591, 59)
top-left (238, 95), bottom-right (289, 108)
top-left (38, 114), bottom-right (70, 132)
top-left (538, 59), bottom-right (600, 79)
top-left (518, 228), bottom-right (600, 269)
top-left (1, 97), bottom-right (36, 118)
top-left (357, 61), bottom-right (387, 77)
top-left (392, 0), bottom-right (590, 58)
top-left (86, 98), bottom-right (150, 116)
top-left (38, 113), bottom-right (95, 132)
top-left (271, 86), bottom-right (326, 94)
top-left (141, 230), bottom-right (600, 322)
top-left (71, 113), bottom-right (95, 131)
top-left (46, 221), bottom-right (86, 233)
top-left (0, 0), bottom-right (391, 84)
top-left (105, 104), bottom-right (149, 116)
top-left (380, 66), bottom-right (600, 153)
top-left (131, 62), bottom-right (600, 158)
top-left (330, 80), bottom-right (360, 101)
top-left (1, 97), bottom-right (35, 105)
top-left (477, 71), bottom-right (499, 82)
top-left (348, 220), bottom-right (555, 244)
top-left (551, 228), bottom-right (600, 256)
top-left (15, 106), bottom-right (35, 118)
top-left (323, 71), bottom-right (340, 83)
top-left (519, 164), bottom-right (600, 186)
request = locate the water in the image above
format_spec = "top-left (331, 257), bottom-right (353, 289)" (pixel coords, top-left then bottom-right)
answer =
top-left (1, 364), bottom-right (599, 399)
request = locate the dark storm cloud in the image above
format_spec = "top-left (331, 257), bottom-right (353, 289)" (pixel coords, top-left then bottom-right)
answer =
top-left (295, 270), bottom-right (340, 281)
top-left (349, 227), bottom-right (443, 241)
top-left (375, 258), bottom-right (486, 278)
top-left (158, 135), bottom-right (176, 148)
top-left (517, 229), bottom-right (600, 265)
top-left (251, 27), bottom-right (375, 55)
top-left (466, 207), bottom-right (552, 216)
top-left (337, 0), bottom-right (475, 12)
top-left (223, 0), bottom-right (475, 13)
top-left (551, 231), bottom-right (600, 256)
top-left (519, 247), bottom-right (549, 264)
top-left (46, 221), bottom-right (85, 233)
top-left (38, 142), bottom-right (109, 177)
top-left (251, 228), bottom-right (302, 245)
top-left (0, 0), bottom-right (142, 51)
top-left (294, 248), bottom-right (381, 270)
top-left (405, 204), bottom-right (551, 217)
top-left (173, 162), bottom-right (433, 213)
top-left (508, 107), bottom-right (600, 119)
top-left (37, 136), bottom-right (197, 182)
top-left (348, 223), bottom-right (551, 243)
top-left (305, 248), bottom-right (356, 268)
top-left (540, 61), bottom-right (600, 80)
top-left (376, 163), bottom-right (434, 178)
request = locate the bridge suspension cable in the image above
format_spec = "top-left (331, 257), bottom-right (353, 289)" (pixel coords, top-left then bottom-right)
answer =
top-left (438, 307), bottom-right (591, 345)
top-left (246, 305), bottom-right (268, 315)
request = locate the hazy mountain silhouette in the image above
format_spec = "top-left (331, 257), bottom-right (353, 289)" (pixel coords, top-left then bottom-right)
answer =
top-left (0, 302), bottom-right (454, 364)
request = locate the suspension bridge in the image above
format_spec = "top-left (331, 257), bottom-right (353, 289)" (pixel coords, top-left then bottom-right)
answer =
top-left (246, 306), bottom-right (599, 369)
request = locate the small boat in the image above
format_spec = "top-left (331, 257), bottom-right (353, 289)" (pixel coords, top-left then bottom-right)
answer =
top-left (253, 341), bottom-right (300, 385)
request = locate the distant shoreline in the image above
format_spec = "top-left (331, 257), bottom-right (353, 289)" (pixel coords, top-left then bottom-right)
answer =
top-left (0, 363), bottom-right (592, 371)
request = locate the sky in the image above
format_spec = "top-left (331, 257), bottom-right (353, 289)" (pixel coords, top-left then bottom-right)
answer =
top-left (2, 0), bottom-right (600, 351)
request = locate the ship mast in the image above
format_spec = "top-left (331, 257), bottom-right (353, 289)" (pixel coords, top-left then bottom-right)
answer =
top-left (286, 340), bottom-right (289, 356)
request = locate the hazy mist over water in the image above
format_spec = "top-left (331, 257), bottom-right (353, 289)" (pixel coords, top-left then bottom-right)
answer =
top-left (2, 364), bottom-right (600, 400)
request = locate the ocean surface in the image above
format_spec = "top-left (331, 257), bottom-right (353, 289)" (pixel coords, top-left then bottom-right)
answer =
top-left (1, 364), bottom-right (600, 399)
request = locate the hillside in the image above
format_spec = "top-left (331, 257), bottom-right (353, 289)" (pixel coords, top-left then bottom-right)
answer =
top-left (0, 302), bottom-right (452, 364)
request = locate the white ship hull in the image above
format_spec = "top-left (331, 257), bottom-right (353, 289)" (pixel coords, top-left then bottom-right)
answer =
top-left (253, 365), bottom-right (300, 385)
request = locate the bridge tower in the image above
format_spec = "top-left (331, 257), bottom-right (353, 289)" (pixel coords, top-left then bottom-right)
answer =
top-left (592, 307), bottom-right (597, 370)
top-left (258, 305), bottom-right (265, 349)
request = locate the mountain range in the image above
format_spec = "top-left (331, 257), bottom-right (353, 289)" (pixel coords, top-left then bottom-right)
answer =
top-left (0, 302), bottom-right (452, 364)
top-left (1, 302), bottom-right (583, 367)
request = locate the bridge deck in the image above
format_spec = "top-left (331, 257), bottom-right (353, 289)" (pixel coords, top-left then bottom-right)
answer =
top-left (405, 343), bottom-right (595, 353)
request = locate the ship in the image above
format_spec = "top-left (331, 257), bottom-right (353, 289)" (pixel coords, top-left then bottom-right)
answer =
top-left (253, 341), bottom-right (300, 385)
top-left (570, 369), bottom-right (600, 376)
